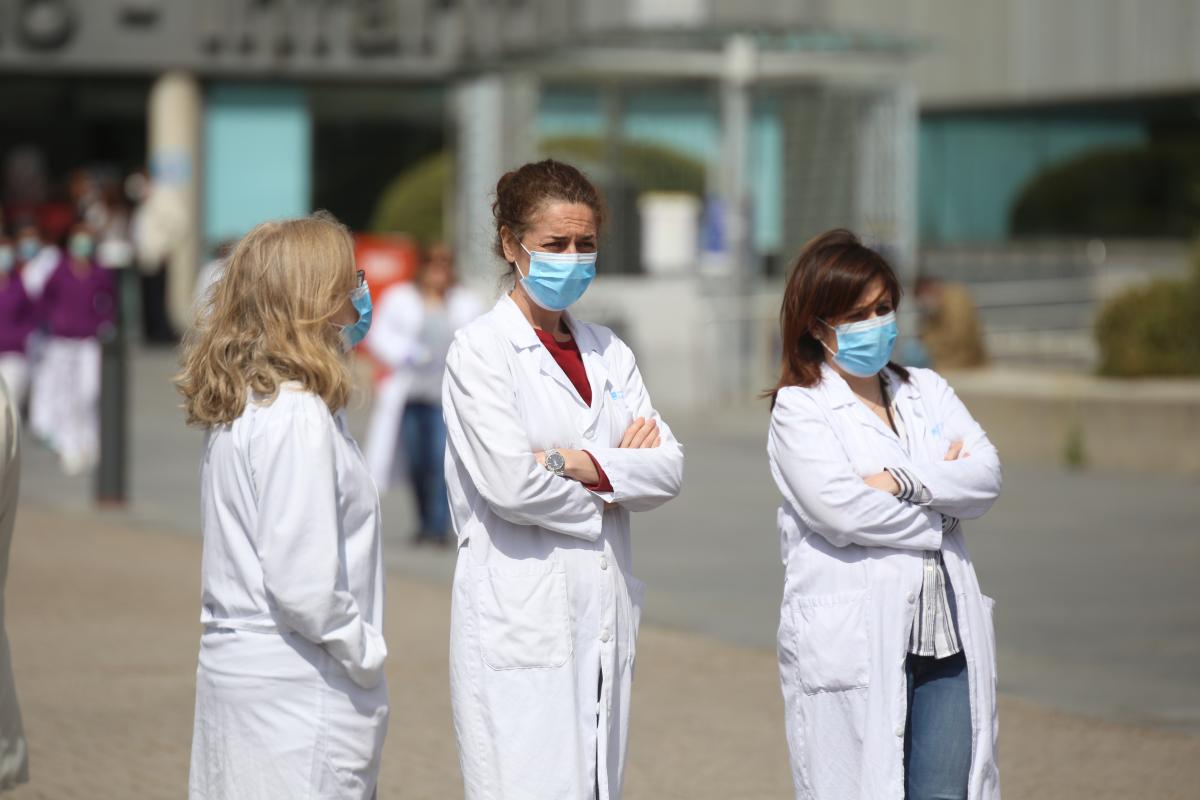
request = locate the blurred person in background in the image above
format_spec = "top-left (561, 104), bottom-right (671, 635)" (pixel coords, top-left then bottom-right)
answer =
top-left (93, 181), bottom-right (135, 273)
top-left (767, 230), bottom-right (1002, 800)
top-left (0, 370), bottom-right (29, 791)
top-left (446, 160), bottom-right (683, 800)
top-left (914, 275), bottom-right (987, 370)
top-left (130, 167), bottom-right (181, 345)
top-left (15, 221), bottom-right (58, 445)
top-left (31, 224), bottom-right (115, 475)
top-left (13, 222), bottom-right (56, 297)
top-left (364, 241), bottom-right (481, 546)
top-left (176, 213), bottom-right (388, 799)
top-left (0, 235), bottom-right (39, 411)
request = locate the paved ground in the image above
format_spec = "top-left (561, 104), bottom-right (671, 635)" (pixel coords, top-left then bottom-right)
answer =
top-left (5, 502), bottom-right (1200, 799)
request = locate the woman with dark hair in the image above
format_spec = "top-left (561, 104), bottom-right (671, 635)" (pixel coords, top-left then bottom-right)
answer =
top-left (767, 230), bottom-right (1002, 800)
top-left (444, 160), bottom-right (683, 799)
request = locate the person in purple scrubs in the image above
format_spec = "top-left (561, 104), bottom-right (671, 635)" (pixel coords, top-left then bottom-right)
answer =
top-left (30, 224), bottom-right (115, 474)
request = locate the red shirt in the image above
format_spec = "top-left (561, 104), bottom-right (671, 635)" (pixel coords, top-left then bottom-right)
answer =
top-left (535, 329), bottom-right (612, 493)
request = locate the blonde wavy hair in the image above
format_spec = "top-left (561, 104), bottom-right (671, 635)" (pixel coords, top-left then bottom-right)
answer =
top-left (176, 211), bottom-right (358, 427)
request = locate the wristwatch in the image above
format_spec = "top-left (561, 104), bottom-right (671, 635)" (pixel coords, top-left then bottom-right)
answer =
top-left (544, 449), bottom-right (567, 477)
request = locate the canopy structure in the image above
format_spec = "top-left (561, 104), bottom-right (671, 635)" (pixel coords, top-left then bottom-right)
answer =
top-left (454, 26), bottom-right (922, 402)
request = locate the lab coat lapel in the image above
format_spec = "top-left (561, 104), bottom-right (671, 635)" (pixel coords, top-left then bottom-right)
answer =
top-left (820, 362), bottom-right (900, 445)
top-left (889, 370), bottom-right (937, 461)
top-left (537, 347), bottom-right (586, 406)
top-left (494, 294), bottom-right (586, 408)
top-left (568, 316), bottom-right (614, 432)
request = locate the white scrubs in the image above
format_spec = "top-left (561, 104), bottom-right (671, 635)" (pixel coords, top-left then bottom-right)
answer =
top-left (189, 385), bottom-right (388, 800)
top-left (32, 337), bottom-right (100, 472)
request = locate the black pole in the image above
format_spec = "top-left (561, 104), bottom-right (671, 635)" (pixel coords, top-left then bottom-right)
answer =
top-left (96, 268), bottom-right (129, 506)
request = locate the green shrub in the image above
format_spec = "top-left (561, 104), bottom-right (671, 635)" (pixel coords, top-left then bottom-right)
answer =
top-left (1094, 260), bottom-right (1200, 376)
top-left (541, 135), bottom-right (707, 195)
top-left (368, 151), bottom-right (451, 243)
top-left (1011, 142), bottom-right (1200, 239)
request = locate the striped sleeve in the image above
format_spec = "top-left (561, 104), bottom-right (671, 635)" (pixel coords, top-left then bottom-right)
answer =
top-left (885, 466), bottom-right (933, 506)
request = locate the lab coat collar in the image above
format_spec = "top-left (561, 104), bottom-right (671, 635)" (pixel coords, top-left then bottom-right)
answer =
top-left (493, 293), bottom-right (601, 354)
top-left (494, 293), bottom-right (607, 411)
top-left (819, 362), bottom-right (926, 444)
top-left (817, 362), bottom-right (859, 410)
top-left (818, 361), bottom-right (922, 407)
top-left (494, 294), bottom-right (542, 351)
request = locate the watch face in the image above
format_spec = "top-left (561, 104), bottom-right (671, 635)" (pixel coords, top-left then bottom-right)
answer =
top-left (547, 451), bottom-right (566, 472)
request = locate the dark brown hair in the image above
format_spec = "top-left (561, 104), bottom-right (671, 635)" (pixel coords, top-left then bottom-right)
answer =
top-left (492, 159), bottom-right (605, 262)
top-left (768, 229), bottom-right (908, 403)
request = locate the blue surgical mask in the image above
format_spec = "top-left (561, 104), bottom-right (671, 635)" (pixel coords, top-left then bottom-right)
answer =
top-left (339, 283), bottom-right (373, 351)
top-left (517, 243), bottom-right (597, 311)
top-left (70, 234), bottom-right (94, 260)
top-left (17, 239), bottom-right (39, 262)
top-left (0, 246), bottom-right (14, 274)
top-left (820, 311), bottom-right (898, 378)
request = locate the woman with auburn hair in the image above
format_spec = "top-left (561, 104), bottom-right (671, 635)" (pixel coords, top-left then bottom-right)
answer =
top-left (445, 160), bottom-right (683, 800)
top-left (767, 230), bottom-right (1002, 800)
top-left (177, 212), bottom-right (387, 799)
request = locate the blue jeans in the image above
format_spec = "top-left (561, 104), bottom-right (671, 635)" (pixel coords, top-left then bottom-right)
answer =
top-left (905, 651), bottom-right (972, 800)
top-left (400, 402), bottom-right (449, 540)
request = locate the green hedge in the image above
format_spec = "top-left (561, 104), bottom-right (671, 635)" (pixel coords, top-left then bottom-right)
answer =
top-left (368, 151), bottom-right (451, 243)
top-left (1094, 258), bottom-right (1200, 377)
top-left (541, 136), bottom-right (707, 195)
top-left (1011, 142), bottom-right (1200, 239)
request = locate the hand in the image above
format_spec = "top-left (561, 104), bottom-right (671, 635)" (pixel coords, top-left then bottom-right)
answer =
top-left (863, 471), bottom-right (901, 496)
top-left (944, 441), bottom-right (969, 460)
top-left (619, 417), bottom-right (661, 449)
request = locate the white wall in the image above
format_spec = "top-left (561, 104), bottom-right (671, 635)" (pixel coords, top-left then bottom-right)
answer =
top-left (829, 0), bottom-right (1200, 106)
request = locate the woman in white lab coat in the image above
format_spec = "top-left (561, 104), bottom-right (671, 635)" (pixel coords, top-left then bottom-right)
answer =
top-left (364, 242), bottom-right (481, 543)
top-left (176, 212), bottom-right (388, 799)
top-left (767, 230), bottom-right (1002, 800)
top-left (446, 160), bottom-right (684, 800)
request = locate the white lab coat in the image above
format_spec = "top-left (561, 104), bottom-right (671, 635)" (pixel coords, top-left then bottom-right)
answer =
top-left (363, 283), bottom-right (481, 489)
top-left (189, 386), bottom-right (388, 800)
top-left (0, 376), bottom-right (28, 790)
top-left (444, 295), bottom-right (684, 800)
top-left (769, 363), bottom-right (1002, 800)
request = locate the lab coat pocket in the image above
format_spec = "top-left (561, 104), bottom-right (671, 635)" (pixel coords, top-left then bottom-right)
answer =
top-left (790, 590), bottom-right (871, 695)
top-left (477, 562), bottom-right (572, 670)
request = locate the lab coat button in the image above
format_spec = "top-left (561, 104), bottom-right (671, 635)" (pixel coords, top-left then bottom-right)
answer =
top-left (600, 556), bottom-right (609, 570)
top-left (585, 430), bottom-right (596, 440)
top-left (895, 726), bottom-right (905, 737)
top-left (906, 593), bottom-right (916, 604)
top-left (600, 629), bottom-right (611, 643)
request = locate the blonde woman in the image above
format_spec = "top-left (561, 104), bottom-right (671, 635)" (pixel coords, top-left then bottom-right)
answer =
top-left (177, 213), bottom-right (387, 799)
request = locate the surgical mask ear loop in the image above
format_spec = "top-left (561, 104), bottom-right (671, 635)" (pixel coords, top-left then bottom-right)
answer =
top-left (815, 319), bottom-right (837, 358)
top-left (513, 243), bottom-right (531, 280)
